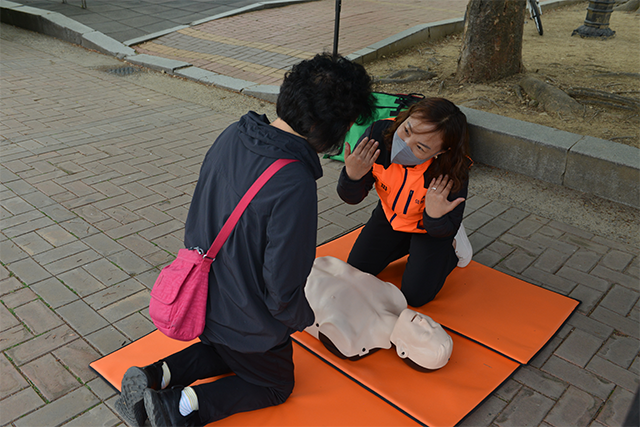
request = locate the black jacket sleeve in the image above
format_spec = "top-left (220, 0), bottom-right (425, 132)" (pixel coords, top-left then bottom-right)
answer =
top-left (422, 178), bottom-right (468, 238)
top-left (336, 122), bottom-right (390, 205)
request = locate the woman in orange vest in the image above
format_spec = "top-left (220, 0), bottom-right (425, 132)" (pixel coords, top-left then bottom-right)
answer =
top-left (337, 97), bottom-right (472, 307)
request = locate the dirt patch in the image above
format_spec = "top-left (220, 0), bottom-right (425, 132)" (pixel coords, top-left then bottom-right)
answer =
top-left (365, 2), bottom-right (640, 149)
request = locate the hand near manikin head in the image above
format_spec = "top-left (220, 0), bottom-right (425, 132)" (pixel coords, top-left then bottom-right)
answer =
top-left (304, 257), bottom-right (453, 370)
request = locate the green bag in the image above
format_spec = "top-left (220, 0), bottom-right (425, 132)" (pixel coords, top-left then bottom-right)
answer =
top-left (327, 92), bottom-right (424, 162)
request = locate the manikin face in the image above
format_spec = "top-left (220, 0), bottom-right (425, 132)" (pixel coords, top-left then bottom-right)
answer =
top-left (397, 116), bottom-right (446, 161)
top-left (390, 309), bottom-right (453, 370)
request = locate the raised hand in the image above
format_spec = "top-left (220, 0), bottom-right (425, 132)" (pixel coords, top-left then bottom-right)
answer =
top-left (344, 137), bottom-right (380, 181)
top-left (425, 175), bottom-right (465, 219)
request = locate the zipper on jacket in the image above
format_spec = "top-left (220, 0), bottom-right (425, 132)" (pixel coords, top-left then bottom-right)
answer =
top-left (403, 190), bottom-right (414, 214)
top-left (391, 167), bottom-right (408, 211)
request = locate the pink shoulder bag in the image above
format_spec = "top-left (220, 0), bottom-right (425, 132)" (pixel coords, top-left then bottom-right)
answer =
top-left (149, 159), bottom-right (297, 341)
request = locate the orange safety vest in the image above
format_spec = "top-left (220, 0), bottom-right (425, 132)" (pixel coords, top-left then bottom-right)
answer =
top-left (372, 158), bottom-right (433, 233)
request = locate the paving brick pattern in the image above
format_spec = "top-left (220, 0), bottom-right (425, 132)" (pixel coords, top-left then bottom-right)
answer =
top-left (134, 0), bottom-right (469, 85)
top-left (1, 16), bottom-right (639, 427)
top-left (14, 0), bottom-right (265, 42)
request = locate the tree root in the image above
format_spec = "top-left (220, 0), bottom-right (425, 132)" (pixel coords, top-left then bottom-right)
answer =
top-left (374, 67), bottom-right (436, 84)
top-left (566, 87), bottom-right (640, 112)
top-left (589, 72), bottom-right (640, 79)
top-left (520, 76), bottom-right (585, 118)
top-left (572, 99), bottom-right (638, 111)
top-left (614, 0), bottom-right (640, 12)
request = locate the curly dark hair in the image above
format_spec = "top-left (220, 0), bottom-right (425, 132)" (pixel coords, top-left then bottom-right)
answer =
top-left (384, 97), bottom-right (471, 193)
top-left (277, 53), bottom-right (374, 154)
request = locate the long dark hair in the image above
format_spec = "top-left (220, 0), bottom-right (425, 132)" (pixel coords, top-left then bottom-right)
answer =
top-left (384, 97), bottom-right (471, 193)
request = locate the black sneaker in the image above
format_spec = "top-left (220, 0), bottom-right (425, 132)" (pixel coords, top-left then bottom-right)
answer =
top-left (144, 386), bottom-right (201, 427)
top-left (115, 362), bottom-right (163, 427)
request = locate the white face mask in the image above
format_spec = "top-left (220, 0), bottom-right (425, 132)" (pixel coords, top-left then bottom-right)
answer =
top-left (390, 130), bottom-right (429, 166)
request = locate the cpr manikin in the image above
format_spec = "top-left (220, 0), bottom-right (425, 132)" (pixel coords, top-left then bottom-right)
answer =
top-left (305, 257), bottom-right (453, 369)
top-left (304, 256), bottom-right (406, 359)
top-left (390, 309), bottom-right (453, 370)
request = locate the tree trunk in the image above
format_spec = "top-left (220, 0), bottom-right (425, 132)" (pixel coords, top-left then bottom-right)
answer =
top-left (457, 0), bottom-right (527, 83)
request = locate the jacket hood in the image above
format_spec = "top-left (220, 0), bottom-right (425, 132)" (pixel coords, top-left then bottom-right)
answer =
top-left (238, 111), bottom-right (323, 180)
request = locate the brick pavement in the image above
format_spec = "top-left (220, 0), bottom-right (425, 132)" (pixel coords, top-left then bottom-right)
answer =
top-left (12, 0), bottom-right (266, 43)
top-left (133, 0), bottom-right (469, 85)
top-left (1, 22), bottom-right (639, 427)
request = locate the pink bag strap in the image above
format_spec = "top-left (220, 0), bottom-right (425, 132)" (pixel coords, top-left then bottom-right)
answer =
top-left (202, 158), bottom-right (298, 266)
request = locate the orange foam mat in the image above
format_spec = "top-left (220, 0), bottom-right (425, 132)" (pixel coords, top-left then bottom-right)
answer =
top-left (293, 330), bottom-right (519, 427)
top-left (317, 228), bottom-right (578, 364)
top-left (90, 330), bottom-right (420, 426)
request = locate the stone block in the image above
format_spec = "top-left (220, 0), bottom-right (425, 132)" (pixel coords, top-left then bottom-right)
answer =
top-left (6, 257), bottom-right (50, 285)
top-left (461, 106), bottom-right (581, 185)
top-left (57, 300), bottom-right (109, 336)
top-left (0, 387), bottom-right (43, 426)
top-left (98, 290), bottom-right (150, 323)
top-left (14, 386), bottom-right (98, 427)
top-left (600, 284), bottom-right (639, 317)
top-left (542, 356), bottom-right (615, 400)
top-left (0, 353), bottom-right (28, 398)
top-left (495, 387), bottom-right (554, 427)
top-left (544, 386), bottom-right (602, 427)
top-left (114, 312), bottom-right (155, 341)
top-left (6, 325), bottom-right (77, 366)
top-left (125, 54), bottom-right (191, 74)
top-left (601, 250), bottom-right (635, 272)
top-left (587, 356), bottom-right (640, 393)
top-left (513, 365), bottom-right (567, 399)
top-left (82, 31), bottom-right (136, 58)
top-left (86, 326), bottom-right (131, 355)
top-left (40, 12), bottom-right (93, 45)
top-left (53, 339), bottom-right (100, 383)
top-left (591, 306), bottom-right (639, 339)
top-left (21, 353), bottom-right (80, 401)
top-left (596, 386), bottom-right (636, 427)
top-left (569, 284), bottom-right (603, 314)
top-left (242, 84), bottom-right (280, 103)
top-left (14, 299), bottom-right (63, 335)
top-left (565, 136), bottom-right (640, 209)
top-left (555, 328), bottom-right (604, 368)
top-left (458, 396), bottom-right (507, 427)
top-left (64, 403), bottom-right (121, 427)
top-left (58, 267), bottom-right (105, 297)
top-left (597, 335), bottom-right (640, 369)
top-left (565, 250), bottom-right (602, 273)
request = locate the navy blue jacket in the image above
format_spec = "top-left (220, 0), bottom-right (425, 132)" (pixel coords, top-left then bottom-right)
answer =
top-left (184, 112), bottom-right (320, 353)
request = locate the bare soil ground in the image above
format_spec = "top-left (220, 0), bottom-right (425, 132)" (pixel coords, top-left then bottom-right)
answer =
top-left (365, 2), bottom-right (640, 148)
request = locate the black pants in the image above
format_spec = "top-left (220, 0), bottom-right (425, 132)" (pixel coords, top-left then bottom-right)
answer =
top-left (163, 337), bottom-right (294, 424)
top-left (348, 203), bottom-right (458, 307)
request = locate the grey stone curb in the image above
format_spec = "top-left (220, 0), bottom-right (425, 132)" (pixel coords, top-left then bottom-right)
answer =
top-left (2, 0), bottom-right (638, 209)
top-left (461, 107), bottom-right (640, 209)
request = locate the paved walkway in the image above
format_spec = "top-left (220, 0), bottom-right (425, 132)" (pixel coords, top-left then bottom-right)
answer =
top-left (12, 0), bottom-right (469, 85)
top-left (1, 4), bottom-right (639, 427)
top-left (13, 0), bottom-right (269, 43)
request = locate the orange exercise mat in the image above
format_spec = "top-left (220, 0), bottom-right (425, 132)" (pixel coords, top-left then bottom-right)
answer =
top-left (317, 227), bottom-right (578, 364)
top-left (90, 331), bottom-right (420, 427)
top-left (293, 330), bottom-right (519, 427)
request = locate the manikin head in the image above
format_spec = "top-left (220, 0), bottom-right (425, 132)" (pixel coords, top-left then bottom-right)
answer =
top-left (304, 257), bottom-right (407, 359)
top-left (390, 309), bottom-right (453, 370)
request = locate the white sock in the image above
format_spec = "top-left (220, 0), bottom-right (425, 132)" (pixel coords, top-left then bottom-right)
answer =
top-left (160, 362), bottom-right (171, 389)
top-left (179, 386), bottom-right (199, 416)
